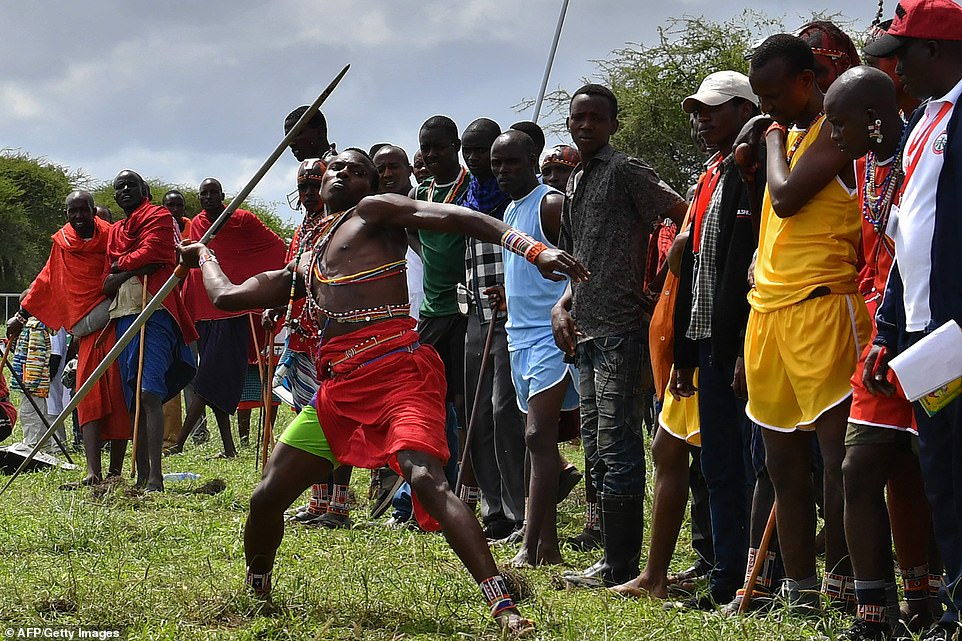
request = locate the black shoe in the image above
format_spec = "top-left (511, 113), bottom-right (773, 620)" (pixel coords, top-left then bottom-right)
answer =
top-left (314, 512), bottom-right (351, 529)
top-left (370, 467), bottom-right (404, 519)
top-left (557, 465), bottom-right (583, 504)
top-left (839, 619), bottom-right (891, 641)
top-left (566, 527), bottom-right (602, 552)
top-left (483, 519), bottom-right (521, 541)
top-left (678, 593), bottom-right (726, 611)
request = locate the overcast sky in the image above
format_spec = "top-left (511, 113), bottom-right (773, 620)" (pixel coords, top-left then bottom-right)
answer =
top-left (1, 0), bottom-right (880, 223)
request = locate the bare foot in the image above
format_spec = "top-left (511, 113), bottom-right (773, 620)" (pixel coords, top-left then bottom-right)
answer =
top-left (495, 608), bottom-right (536, 637)
top-left (609, 574), bottom-right (667, 599)
top-left (535, 548), bottom-right (563, 566)
top-left (508, 548), bottom-right (533, 569)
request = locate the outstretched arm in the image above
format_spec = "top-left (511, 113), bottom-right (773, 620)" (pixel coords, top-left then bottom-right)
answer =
top-left (357, 194), bottom-right (589, 283)
top-left (178, 243), bottom-right (302, 312)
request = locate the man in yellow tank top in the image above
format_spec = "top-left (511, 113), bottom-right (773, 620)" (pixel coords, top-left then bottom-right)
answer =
top-left (744, 34), bottom-right (870, 610)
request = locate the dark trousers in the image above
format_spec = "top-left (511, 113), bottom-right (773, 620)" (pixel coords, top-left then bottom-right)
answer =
top-left (914, 392), bottom-right (962, 624)
top-left (576, 331), bottom-right (647, 497)
top-left (696, 340), bottom-right (752, 597)
top-left (464, 314), bottom-right (526, 525)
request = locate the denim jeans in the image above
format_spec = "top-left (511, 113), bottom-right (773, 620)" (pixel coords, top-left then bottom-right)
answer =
top-left (576, 332), bottom-right (647, 497)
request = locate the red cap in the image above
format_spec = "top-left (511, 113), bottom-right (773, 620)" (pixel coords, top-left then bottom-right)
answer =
top-left (864, 0), bottom-right (962, 56)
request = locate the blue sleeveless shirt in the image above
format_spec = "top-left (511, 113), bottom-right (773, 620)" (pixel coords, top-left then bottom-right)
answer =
top-left (503, 183), bottom-right (566, 350)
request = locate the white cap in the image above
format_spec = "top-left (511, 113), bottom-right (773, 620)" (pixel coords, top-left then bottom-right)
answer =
top-left (682, 71), bottom-right (757, 113)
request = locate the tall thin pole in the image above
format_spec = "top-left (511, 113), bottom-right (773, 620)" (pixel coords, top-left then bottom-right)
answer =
top-left (531, 0), bottom-right (571, 124)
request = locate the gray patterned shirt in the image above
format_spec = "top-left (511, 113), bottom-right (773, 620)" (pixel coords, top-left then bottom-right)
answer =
top-left (560, 145), bottom-right (684, 339)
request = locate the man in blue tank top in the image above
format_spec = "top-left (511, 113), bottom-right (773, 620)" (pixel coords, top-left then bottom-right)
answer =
top-left (490, 130), bottom-right (581, 567)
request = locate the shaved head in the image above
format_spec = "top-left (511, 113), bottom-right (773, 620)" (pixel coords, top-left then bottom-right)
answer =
top-left (493, 129), bottom-right (535, 157)
top-left (825, 65), bottom-right (896, 116)
top-left (463, 117), bottom-right (501, 145)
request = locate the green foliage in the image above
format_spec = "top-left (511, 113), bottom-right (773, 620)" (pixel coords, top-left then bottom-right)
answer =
top-left (602, 12), bottom-right (782, 193)
top-left (0, 150), bottom-right (81, 292)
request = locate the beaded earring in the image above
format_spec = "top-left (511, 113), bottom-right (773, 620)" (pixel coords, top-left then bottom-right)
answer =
top-left (868, 118), bottom-right (884, 144)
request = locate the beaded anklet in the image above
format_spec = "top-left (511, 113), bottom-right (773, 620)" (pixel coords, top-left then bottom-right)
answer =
top-left (480, 575), bottom-right (516, 618)
top-left (329, 484), bottom-right (350, 516)
top-left (246, 569), bottom-right (272, 596)
top-left (458, 485), bottom-right (481, 505)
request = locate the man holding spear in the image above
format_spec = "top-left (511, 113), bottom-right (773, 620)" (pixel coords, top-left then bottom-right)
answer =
top-left (179, 147), bottom-right (588, 634)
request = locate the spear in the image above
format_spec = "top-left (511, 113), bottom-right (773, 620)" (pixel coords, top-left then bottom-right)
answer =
top-left (0, 64), bottom-right (351, 496)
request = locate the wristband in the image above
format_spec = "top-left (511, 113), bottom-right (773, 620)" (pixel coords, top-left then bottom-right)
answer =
top-left (765, 122), bottom-right (788, 137)
top-left (198, 252), bottom-right (218, 268)
top-left (501, 228), bottom-right (547, 264)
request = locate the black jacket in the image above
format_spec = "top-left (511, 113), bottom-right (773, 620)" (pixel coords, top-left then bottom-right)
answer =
top-left (673, 155), bottom-right (765, 370)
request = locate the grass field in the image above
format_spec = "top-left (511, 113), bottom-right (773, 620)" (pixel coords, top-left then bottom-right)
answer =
top-left (0, 397), bottom-right (852, 640)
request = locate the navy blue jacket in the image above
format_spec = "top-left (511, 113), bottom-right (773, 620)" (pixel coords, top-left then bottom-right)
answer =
top-left (876, 91), bottom-right (962, 350)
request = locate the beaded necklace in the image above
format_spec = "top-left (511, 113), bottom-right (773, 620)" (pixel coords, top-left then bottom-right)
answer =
top-left (862, 151), bottom-right (902, 235)
top-left (786, 113), bottom-right (825, 164)
top-left (284, 209), bottom-right (342, 339)
top-left (427, 167), bottom-right (468, 204)
top-left (295, 209), bottom-right (352, 343)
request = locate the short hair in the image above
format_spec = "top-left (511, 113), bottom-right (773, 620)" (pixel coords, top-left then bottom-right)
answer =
top-left (342, 147), bottom-right (380, 191)
top-left (750, 34), bottom-right (816, 75)
top-left (163, 189), bottom-right (184, 202)
top-left (369, 142), bottom-right (390, 157)
top-left (571, 84), bottom-right (619, 119)
top-left (284, 106), bottom-right (327, 135)
top-left (67, 190), bottom-right (95, 212)
top-left (510, 121), bottom-right (546, 154)
top-left (420, 115), bottom-right (459, 140)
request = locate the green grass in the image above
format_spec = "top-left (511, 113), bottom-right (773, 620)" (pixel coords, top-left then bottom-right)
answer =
top-left (0, 395), bottom-right (853, 640)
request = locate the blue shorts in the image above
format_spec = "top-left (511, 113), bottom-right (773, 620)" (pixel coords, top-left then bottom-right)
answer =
top-left (509, 338), bottom-right (579, 414)
top-left (115, 310), bottom-right (196, 409)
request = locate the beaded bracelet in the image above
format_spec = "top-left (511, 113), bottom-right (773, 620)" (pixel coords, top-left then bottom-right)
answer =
top-left (198, 252), bottom-right (218, 268)
top-left (500, 229), bottom-right (549, 264)
top-left (765, 122), bottom-right (788, 137)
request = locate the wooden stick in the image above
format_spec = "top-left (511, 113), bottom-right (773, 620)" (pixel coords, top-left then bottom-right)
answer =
top-left (248, 314), bottom-right (267, 472)
top-left (129, 278), bottom-right (149, 478)
top-left (739, 502), bottom-right (778, 613)
top-left (454, 311), bottom-right (499, 496)
top-left (260, 338), bottom-right (274, 473)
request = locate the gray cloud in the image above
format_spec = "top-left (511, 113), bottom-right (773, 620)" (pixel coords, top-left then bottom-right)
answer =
top-left (1, 0), bottom-right (879, 223)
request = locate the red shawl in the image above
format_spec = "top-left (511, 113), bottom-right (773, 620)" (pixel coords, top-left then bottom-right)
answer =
top-left (181, 208), bottom-right (287, 321)
top-left (105, 199), bottom-right (198, 343)
top-left (23, 218), bottom-right (113, 329)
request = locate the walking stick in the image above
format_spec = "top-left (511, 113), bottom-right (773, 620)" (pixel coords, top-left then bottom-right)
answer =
top-left (260, 340), bottom-right (274, 472)
top-left (129, 278), bottom-right (148, 477)
top-left (248, 314), bottom-right (267, 472)
top-left (738, 502), bottom-right (777, 613)
top-left (1, 341), bottom-right (74, 463)
top-left (0, 63), bottom-right (351, 497)
top-left (454, 310), bottom-right (500, 496)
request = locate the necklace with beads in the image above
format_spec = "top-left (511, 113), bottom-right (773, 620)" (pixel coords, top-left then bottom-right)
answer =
top-left (862, 122), bottom-right (906, 235)
top-left (786, 113), bottom-right (825, 164)
top-left (287, 209), bottom-right (350, 340)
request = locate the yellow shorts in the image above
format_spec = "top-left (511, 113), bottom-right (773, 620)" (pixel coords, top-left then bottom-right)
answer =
top-left (745, 293), bottom-right (870, 432)
top-left (659, 368), bottom-right (701, 446)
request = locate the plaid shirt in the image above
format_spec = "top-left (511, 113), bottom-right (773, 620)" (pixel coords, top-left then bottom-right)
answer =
top-left (687, 155), bottom-right (732, 341)
top-left (459, 176), bottom-right (510, 323)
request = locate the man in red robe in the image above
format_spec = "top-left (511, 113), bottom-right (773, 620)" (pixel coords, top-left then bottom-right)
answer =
top-left (8, 191), bottom-right (130, 484)
top-left (103, 170), bottom-right (197, 492)
top-left (173, 178), bottom-right (286, 457)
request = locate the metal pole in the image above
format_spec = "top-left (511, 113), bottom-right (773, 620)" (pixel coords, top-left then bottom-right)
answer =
top-left (0, 64), bottom-right (351, 496)
top-left (531, 0), bottom-right (571, 124)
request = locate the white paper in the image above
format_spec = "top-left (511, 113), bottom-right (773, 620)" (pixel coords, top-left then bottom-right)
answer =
top-left (889, 320), bottom-right (962, 401)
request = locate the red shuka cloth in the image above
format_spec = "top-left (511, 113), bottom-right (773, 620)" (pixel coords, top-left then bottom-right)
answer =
top-left (181, 209), bottom-right (287, 321)
top-left (0, 369), bottom-right (16, 429)
top-left (105, 199), bottom-right (198, 343)
top-left (22, 219), bottom-right (131, 438)
top-left (284, 224), bottom-right (312, 354)
top-left (314, 317), bottom-right (448, 469)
